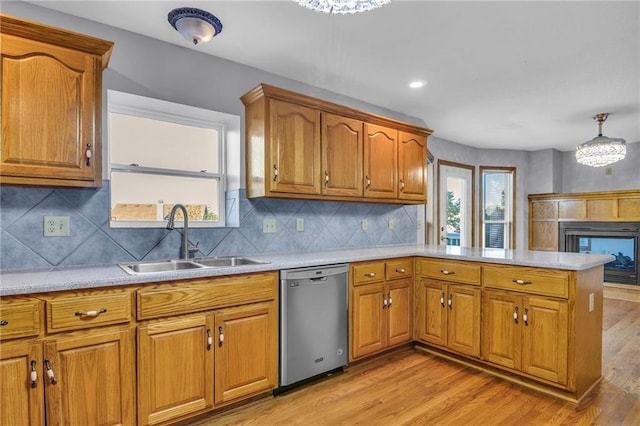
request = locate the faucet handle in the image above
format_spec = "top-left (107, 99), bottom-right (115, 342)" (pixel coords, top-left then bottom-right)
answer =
top-left (188, 241), bottom-right (203, 256)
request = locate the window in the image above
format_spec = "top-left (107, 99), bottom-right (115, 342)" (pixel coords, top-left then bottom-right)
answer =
top-left (480, 167), bottom-right (515, 249)
top-left (108, 91), bottom-right (238, 228)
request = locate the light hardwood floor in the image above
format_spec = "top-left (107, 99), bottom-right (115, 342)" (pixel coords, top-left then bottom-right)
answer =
top-left (182, 298), bottom-right (640, 426)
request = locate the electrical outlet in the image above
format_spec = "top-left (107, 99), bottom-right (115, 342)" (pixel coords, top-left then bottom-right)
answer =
top-left (296, 218), bottom-right (304, 232)
top-left (589, 293), bottom-right (595, 312)
top-left (44, 216), bottom-right (70, 237)
top-left (262, 218), bottom-right (276, 233)
top-left (417, 220), bottom-right (423, 230)
top-left (388, 218), bottom-right (395, 230)
top-left (361, 218), bottom-right (368, 231)
top-left (605, 167), bottom-right (612, 176)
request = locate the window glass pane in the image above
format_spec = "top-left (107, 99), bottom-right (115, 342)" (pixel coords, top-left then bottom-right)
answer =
top-left (484, 223), bottom-right (506, 248)
top-left (109, 113), bottom-right (219, 172)
top-left (483, 173), bottom-right (505, 221)
top-left (110, 172), bottom-right (219, 222)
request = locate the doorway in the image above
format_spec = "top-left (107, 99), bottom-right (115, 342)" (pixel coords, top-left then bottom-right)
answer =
top-left (438, 160), bottom-right (475, 247)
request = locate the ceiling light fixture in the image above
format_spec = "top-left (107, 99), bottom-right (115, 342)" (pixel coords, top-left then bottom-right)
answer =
top-left (293, 0), bottom-right (391, 14)
top-left (575, 113), bottom-right (626, 167)
top-left (409, 80), bottom-right (427, 89)
top-left (168, 7), bottom-right (222, 45)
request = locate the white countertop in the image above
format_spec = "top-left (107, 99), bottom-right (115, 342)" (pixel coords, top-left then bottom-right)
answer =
top-left (0, 244), bottom-right (614, 296)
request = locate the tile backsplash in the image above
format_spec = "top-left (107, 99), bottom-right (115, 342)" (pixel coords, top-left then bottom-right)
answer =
top-left (0, 182), bottom-right (417, 272)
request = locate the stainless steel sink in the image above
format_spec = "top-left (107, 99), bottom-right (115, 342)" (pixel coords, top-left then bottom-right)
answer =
top-left (118, 259), bottom-right (206, 275)
top-left (118, 256), bottom-right (270, 275)
top-left (193, 256), bottom-right (270, 267)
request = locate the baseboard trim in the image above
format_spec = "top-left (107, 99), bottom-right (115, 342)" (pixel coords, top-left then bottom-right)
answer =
top-left (604, 282), bottom-right (640, 302)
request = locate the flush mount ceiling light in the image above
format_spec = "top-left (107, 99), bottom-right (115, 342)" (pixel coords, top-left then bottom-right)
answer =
top-left (168, 7), bottom-right (222, 45)
top-left (293, 0), bottom-right (391, 14)
top-left (575, 113), bottom-right (627, 167)
top-left (409, 80), bottom-right (427, 89)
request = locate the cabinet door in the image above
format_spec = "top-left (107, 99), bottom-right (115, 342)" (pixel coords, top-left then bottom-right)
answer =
top-left (0, 339), bottom-right (44, 426)
top-left (521, 296), bottom-right (568, 385)
top-left (43, 326), bottom-right (135, 426)
top-left (214, 302), bottom-right (277, 405)
top-left (397, 131), bottom-right (427, 202)
top-left (447, 285), bottom-right (481, 357)
top-left (482, 291), bottom-right (521, 370)
top-left (351, 283), bottom-right (387, 359)
top-left (321, 113), bottom-right (363, 197)
top-left (415, 279), bottom-right (447, 347)
top-left (268, 99), bottom-right (321, 194)
top-left (1, 35), bottom-right (100, 186)
top-left (363, 123), bottom-right (397, 199)
top-left (138, 315), bottom-right (213, 426)
top-left (386, 279), bottom-right (413, 347)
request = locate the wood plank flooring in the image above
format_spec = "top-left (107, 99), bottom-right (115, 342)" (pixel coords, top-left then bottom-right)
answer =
top-left (181, 298), bottom-right (640, 426)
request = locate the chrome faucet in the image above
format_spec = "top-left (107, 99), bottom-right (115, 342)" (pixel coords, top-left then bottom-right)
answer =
top-left (166, 203), bottom-right (195, 260)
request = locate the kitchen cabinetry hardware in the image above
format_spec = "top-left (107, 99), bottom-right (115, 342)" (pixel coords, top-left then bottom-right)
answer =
top-left (324, 171), bottom-right (329, 186)
top-left (396, 268), bottom-right (406, 273)
top-left (273, 164), bottom-right (278, 182)
top-left (440, 293), bottom-right (445, 308)
top-left (514, 307), bottom-right (519, 323)
top-left (86, 144), bottom-right (92, 167)
top-left (207, 329), bottom-right (212, 350)
top-left (0, 320), bottom-right (7, 326)
top-left (365, 272), bottom-right (377, 278)
top-left (74, 308), bottom-right (107, 317)
top-left (523, 308), bottom-right (529, 325)
top-left (365, 176), bottom-right (371, 188)
top-left (388, 293), bottom-right (393, 307)
top-left (44, 359), bottom-right (57, 385)
top-left (30, 360), bottom-right (38, 388)
top-left (400, 180), bottom-right (405, 191)
top-left (448, 294), bottom-right (453, 309)
top-left (383, 295), bottom-right (388, 308)
top-left (441, 270), bottom-right (455, 275)
top-left (512, 279), bottom-right (533, 285)
top-left (218, 326), bottom-right (224, 345)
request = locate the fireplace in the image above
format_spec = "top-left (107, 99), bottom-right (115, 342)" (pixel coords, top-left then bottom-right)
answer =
top-left (559, 222), bottom-right (639, 286)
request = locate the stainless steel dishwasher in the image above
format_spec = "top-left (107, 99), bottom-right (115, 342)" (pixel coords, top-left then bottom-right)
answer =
top-left (279, 264), bottom-right (349, 388)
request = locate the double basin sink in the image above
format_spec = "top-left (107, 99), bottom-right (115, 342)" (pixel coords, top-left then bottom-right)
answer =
top-left (118, 256), bottom-right (270, 275)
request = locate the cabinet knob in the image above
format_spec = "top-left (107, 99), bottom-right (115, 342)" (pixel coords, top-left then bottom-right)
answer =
top-left (218, 326), bottom-right (224, 345)
top-left (86, 144), bottom-right (92, 167)
top-left (0, 320), bottom-right (7, 326)
top-left (44, 359), bottom-right (57, 385)
top-left (273, 165), bottom-right (279, 182)
top-left (440, 293), bottom-right (445, 308)
top-left (383, 294), bottom-right (388, 309)
top-left (365, 272), bottom-right (376, 278)
top-left (523, 308), bottom-right (529, 325)
top-left (399, 180), bottom-right (405, 191)
top-left (448, 294), bottom-right (453, 309)
top-left (324, 171), bottom-right (329, 186)
top-left (388, 293), bottom-right (393, 308)
top-left (513, 306), bottom-right (519, 323)
top-left (30, 360), bottom-right (38, 388)
top-left (365, 176), bottom-right (371, 189)
top-left (206, 329), bottom-right (212, 351)
top-left (396, 268), bottom-right (406, 273)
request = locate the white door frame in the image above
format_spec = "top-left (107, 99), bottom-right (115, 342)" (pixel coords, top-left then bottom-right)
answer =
top-left (437, 160), bottom-right (475, 247)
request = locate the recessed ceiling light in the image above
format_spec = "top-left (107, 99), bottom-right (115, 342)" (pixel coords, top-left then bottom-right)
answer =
top-left (409, 80), bottom-right (427, 89)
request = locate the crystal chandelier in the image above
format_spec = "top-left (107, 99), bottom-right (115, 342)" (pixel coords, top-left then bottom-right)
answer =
top-left (293, 0), bottom-right (391, 14)
top-left (575, 113), bottom-right (626, 167)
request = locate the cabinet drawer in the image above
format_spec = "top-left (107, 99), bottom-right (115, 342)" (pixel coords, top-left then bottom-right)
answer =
top-left (46, 290), bottom-right (132, 333)
top-left (385, 258), bottom-right (414, 281)
top-left (352, 261), bottom-right (385, 286)
top-left (0, 297), bottom-right (42, 340)
top-left (417, 258), bottom-right (481, 285)
top-left (137, 272), bottom-right (278, 320)
top-left (483, 265), bottom-right (569, 298)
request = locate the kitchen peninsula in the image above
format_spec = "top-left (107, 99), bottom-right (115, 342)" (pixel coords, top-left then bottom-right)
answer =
top-left (1, 246), bottom-right (612, 425)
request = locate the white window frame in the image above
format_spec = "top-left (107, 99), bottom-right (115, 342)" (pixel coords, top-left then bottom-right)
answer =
top-left (480, 167), bottom-right (516, 249)
top-left (107, 90), bottom-right (238, 228)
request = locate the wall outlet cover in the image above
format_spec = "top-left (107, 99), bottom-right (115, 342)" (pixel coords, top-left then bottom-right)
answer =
top-left (44, 216), bottom-right (70, 237)
top-left (262, 218), bottom-right (276, 233)
top-left (296, 217), bottom-right (304, 232)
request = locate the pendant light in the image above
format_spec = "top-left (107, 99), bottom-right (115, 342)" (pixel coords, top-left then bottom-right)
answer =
top-left (575, 113), bottom-right (626, 167)
top-left (168, 7), bottom-right (223, 45)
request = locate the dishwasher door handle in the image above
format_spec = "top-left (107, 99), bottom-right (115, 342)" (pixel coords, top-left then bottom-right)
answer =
top-left (310, 276), bottom-right (328, 282)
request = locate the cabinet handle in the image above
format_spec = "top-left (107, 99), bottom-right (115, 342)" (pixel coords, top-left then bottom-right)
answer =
top-left (206, 329), bottom-right (212, 351)
top-left (399, 179), bottom-right (405, 191)
top-left (512, 279), bottom-right (533, 285)
top-left (75, 308), bottom-right (107, 317)
top-left (324, 171), bottom-right (329, 186)
top-left (396, 268), bottom-right (406, 273)
top-left (0, 320), bottom-right (7, 326)
top-left (365, 176), bottom-right (371, 188)
top-left (44, 359), bottom-right (57, 385)
top-left (364, 272), bottom-right (376, 278)
top-left (440, 293), bottom-right (445, 308)
top-left (273, 164), bottom-right (278, 182)
top-left (383, 294), bottom-right (388, 309)
top-left (218, 326), bottom-right (224, 346)
top-left (523, 308), bottom-right (529, 326)
top-left (388, 293), bottom-right (393, 308)
top-left (448, 294), bottom-right (453, 309)
top-left (513, 306), bottom-right (519, 324)
top-left (440, 270), bottom-right (455, 275)
top-left (30, 360), bottom-right (38, 388)
top-left (86, 144), bottom-right (92, 167)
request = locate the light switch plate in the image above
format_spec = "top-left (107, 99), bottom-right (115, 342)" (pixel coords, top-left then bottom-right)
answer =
top-left (44, 216), bottom-right (70, 237)
top-left (361, 218), bottom-right (368, 231)
top-left (388, 218), bottom-right (395, 230)
top-left (296, 218), bottom-right (304, 232)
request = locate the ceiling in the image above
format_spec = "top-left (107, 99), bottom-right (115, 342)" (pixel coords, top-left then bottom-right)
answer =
top-left (23, 0), bottom-right (640, 152)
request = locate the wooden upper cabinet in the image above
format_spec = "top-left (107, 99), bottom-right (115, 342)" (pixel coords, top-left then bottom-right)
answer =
top-left (321, 113), bottom-right (363, 197)
top-left (364, 123), bottom-right (397, 199)
top-left (0, 14), bottom-right (113, 188)
top-left (241, 84), bottom-right (432, 204)
top-left (398, 131), bottom-right (427, 202)
top-left (269, 99), bottom-right (321, 195)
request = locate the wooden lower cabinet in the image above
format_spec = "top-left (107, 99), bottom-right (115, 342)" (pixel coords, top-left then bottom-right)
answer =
top-left (214, 302), bottom-right (277, 405)
top-left (43, 326), bottom-right (135, 426)
top-left (415, 279), bottom-right (480, 358)
top-left (482, 289), bottom-right (568, 385)
top-left (137, 314), bottom-right (214, 426)
top-left (0, 339), bottom-right (44, 426)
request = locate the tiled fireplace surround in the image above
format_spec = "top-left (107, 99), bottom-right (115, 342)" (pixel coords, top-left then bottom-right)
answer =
top-left (0, 182), bottom-right (418, 272)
